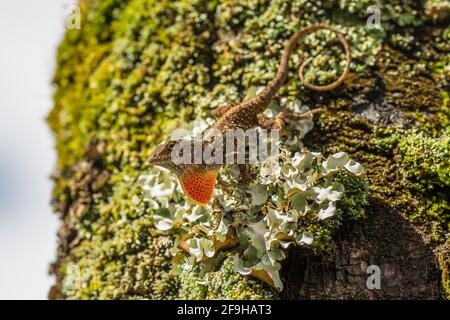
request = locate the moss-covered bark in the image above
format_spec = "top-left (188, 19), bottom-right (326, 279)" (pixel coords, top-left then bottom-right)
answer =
top-left (48, 0), bottom-right (450, 299)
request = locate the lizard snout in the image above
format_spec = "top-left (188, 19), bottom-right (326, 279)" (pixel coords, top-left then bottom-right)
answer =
top-left (148, 144), bottom-right (166, 165)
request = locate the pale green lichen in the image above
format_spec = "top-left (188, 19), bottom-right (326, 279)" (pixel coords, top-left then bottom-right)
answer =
top-left (139, 110), bottom-right (367, 290)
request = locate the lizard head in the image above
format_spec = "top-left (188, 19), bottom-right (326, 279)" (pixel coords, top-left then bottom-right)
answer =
top-left (148, 139), bottom-right (179, 172)
top-left (148, 139), bottom-right (220, 206)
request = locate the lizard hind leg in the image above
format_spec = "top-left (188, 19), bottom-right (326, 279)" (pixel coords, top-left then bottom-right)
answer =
top-left (284, 107), bottom-right (323, 120)
top-left (257, 108), bottom-right (322, 131)
top-left (257, 112), bottom-right (285, 130)
top-left (212, 104), bottom-right (236, 118)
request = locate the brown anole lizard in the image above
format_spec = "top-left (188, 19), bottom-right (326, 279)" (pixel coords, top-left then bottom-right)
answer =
top-left (148, 24), bottom-right (351, 206)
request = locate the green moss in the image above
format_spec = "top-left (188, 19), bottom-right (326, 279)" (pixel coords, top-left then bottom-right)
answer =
top-left (179, 256), bottom-right (275, 299)
top-left (437, 240), bottom-right (450, 299)
top-left (397, 129), bottom-right (450, 189)
top-left (393, 129), bottom-right (450, 243)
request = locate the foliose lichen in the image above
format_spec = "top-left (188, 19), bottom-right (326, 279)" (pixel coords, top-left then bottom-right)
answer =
top-left (139, 130), bottom-right (366, 290)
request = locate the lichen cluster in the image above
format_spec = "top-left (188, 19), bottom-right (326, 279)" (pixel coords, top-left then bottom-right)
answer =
top-left (139, 129), bottom-right (366, 290)
top-left (49, 0), bottom-right (450, 299)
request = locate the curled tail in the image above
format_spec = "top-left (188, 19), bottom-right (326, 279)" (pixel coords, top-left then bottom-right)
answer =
top-left (248, 24), bottom-right (351, 112)
top-left (294, 24), bottom-right (351, 91)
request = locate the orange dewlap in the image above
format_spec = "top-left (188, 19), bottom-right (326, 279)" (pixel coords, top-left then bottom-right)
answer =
top-left (179, 171), bottom-right (218, 206)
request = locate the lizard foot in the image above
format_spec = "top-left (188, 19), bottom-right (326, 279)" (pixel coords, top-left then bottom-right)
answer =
top-left (284, 107), bottom-right (323, 120)
top-left (257, 112), bottom-right (286, 130)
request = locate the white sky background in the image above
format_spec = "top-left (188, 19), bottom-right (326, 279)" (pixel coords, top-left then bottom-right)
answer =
top-left (0, 0), bottom-right (74, 299)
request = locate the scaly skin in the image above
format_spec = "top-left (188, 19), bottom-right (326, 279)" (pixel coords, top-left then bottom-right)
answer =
top-left (148, 24), bottom-right (351, 205)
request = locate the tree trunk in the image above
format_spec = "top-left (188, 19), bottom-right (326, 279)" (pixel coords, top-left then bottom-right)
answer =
top-left (48, 0), bottom-right (449, 300)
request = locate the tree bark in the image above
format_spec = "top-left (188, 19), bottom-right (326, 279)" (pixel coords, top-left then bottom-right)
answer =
top-left (48, 0), bottom-right (449, 299)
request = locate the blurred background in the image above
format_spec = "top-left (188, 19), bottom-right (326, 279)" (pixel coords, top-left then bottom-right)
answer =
top-left (0, 0), bottom-right (73, 299)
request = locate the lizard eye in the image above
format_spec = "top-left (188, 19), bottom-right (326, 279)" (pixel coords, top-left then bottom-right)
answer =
top-left (168, 141), bottom-right (177, 148)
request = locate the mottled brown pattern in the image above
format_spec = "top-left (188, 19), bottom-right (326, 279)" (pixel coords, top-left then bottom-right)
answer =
top-left (148, 24), bottom-right (351, 174)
